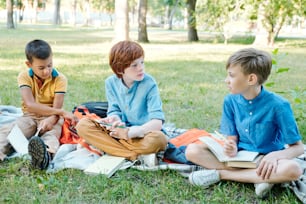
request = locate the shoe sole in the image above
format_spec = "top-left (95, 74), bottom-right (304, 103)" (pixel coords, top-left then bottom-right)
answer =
top-left (28, 136), bottom-right (49, 170)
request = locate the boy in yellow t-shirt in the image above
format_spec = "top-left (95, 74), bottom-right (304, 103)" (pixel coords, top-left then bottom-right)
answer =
top-left (0, 39), bottom-right (78, 170)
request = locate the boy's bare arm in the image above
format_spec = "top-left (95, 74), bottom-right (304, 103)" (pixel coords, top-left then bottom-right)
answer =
top-left (38, 93), bottom-right (65, 131)
top-left (20, 86), bottom-right (74, 117)
top-left (141, 119), bottom-right (163, 133)
top-left (110, 119), bottom-right (163, 140)
top-left (277, 141), bottom-right (304, 159)
top-left (256, 140), bottom-right (303, 180)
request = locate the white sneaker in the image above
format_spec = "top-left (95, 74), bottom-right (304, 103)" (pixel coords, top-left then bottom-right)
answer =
top-left (254, 183), bottom-right (274, 198)
top-left (189, 169), bottom-right (220, 188)
top-left (137, 153), bottom-right (158, 167)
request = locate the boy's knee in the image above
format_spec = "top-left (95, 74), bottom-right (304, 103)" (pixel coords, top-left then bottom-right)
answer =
top-left (281, 160), bottom-right (303, 180)
top-left (185, 143), bottom-right (200, 161)
top-left (144, 131), bottom-right (168, 151)
top-left (288, 161), bottom-right (303, 180)
top-left (75, 118), bottom-right (93, 135)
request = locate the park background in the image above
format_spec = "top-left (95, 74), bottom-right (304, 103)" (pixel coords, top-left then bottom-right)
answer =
top-left (0, 0), bottom-right (306, 203)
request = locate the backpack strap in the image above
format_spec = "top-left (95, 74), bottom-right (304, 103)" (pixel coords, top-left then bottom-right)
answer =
top-left (78, 139), bottom-right (102, 156)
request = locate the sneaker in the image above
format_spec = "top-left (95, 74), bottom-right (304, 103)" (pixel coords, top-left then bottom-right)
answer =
top-left (189, 169), bottom-right (220, 187)
top-left (137, 153), bottom-right (158, 167)
top-left (254, 183), bottom-right (274, 198)
top-left (28, 136), bottom-right (50, 170)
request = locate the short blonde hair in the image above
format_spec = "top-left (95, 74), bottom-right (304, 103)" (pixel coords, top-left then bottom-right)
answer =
top-left (226, 48), bottom-right (272, 85)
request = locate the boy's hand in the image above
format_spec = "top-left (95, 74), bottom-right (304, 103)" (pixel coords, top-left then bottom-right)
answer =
top-left (62, 111), bottom-right (79, 126)
top-left (110, 127), bottom-right (129, 140)
top-left (224, 138), bottom-right (238, 157)
top-left (101, 115), bottom-right (121, 123)
top-left (256, 152), bottom-right (278, 180)
top-left (99, 115), bottom-right (125, 129)
top-left (39, 115), bottom-right (59, 132)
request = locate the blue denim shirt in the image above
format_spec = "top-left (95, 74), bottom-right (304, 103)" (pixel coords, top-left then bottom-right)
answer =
top-left (105, 73), bottom-right (165, 127)
top-left (220, 86), bottom-right (301, 154)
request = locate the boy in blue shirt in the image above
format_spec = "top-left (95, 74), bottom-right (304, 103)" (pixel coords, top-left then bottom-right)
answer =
top-left (76, 41), bottom-right (168, 166)
top-left (186, 48), bottom-right (304, 198)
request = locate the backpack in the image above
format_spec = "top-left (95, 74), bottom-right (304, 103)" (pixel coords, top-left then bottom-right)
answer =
top-left (72, 101), bottom-right (108, 118)
top-left (163, 128), bottom-right (210, 164)
top-left (60, 101), bottom-right (108, 156)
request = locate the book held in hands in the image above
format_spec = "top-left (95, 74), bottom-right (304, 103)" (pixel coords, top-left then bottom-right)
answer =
top-left (199, 134), bottom-right (263, 168)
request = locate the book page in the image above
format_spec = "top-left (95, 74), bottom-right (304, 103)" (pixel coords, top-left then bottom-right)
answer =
top-left (226, 150), bottom-right (259, 162)
top-left (199, 136), bottom-right (259, 162)
top-left (7, 124), bottom-right (29, 155)
top-left (199, 136), bottom-right (227, 162)
top-left (84, 155), bottom-right (125, 178)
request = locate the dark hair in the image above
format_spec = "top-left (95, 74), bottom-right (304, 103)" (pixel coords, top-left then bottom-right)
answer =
top-left (25, 39), bottom-right (52, 63)
top-left (109, 41), bottom-right (144, 78)
top-left (226, 48), bottom-right (272, 85)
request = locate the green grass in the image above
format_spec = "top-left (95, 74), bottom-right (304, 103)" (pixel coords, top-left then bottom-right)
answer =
top-left (0, 23), bottom-right (305, 203)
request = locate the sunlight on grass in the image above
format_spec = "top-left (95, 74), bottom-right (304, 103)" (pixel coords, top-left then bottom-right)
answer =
top-left (0, 25), bottom-right (305, 204)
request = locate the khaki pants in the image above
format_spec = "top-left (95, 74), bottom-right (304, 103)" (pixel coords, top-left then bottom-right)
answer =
top-left (75, 118), bottom-right (168, 161)
top-left (0, 113), bottom-right (63, 161)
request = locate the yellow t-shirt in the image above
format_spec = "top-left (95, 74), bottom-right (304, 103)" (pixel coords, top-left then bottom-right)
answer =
top-left (17, 68), bottom-right (67, 113)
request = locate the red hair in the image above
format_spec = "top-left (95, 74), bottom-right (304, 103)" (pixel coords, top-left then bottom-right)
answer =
top-left (109, 41), bottom-right (144, 78)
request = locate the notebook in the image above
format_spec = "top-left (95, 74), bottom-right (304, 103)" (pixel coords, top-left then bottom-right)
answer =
top-left (84, 155), bottom-right (126, 178)
top-left (7, 124), bottom-right (29, 155)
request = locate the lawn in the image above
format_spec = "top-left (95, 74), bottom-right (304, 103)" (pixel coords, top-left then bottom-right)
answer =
top-left (0, 23), bottom-right (305, 203)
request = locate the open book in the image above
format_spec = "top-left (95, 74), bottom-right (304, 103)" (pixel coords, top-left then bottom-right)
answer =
top-left (199, 134), bottom-right (262, 168)
top-left (7, 124), bottom-right (29, 155)
top-left (84, 155), bottom-right (126, 178)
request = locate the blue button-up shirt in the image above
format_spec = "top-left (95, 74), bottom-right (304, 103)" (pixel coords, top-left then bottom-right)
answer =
top-left (220, 86), bottom-right (301, 154)
top-left (105, 73), bottom-right (165, 127)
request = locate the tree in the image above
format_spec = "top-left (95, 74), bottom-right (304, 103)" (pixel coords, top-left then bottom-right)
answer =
top-left (53, 0), bottom-right (61, 25)
top-left (33, 0), bottom-right (38, 23)
top-left (92, 0), bottom-right (114, 26)
top-left (138, 0), bottom-right (149, 42)
top-left (186, 0), bottom-right (198, 41)
top-left (79, 0), bottom-right (91, 26)
top-left (114, 0), bottom-right (129, 41)
top-left (249, 0), bottom-right (306, 47)
top-left (164, 0), bottom-right (180, 30)
top-left (197, 0), bottom-right (244, 44)
top-left (6, 0), bottom-right (14, 29)
top-left (70, 0), bottom-right (77, 26)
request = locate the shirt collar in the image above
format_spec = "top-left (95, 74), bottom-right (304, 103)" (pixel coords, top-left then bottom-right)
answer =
top-left (119, 78), bottom-right (140, 93)
top-left (28, 68), bottom-right (59, 77)
top-left (238, 86), bottom-right (267, 105)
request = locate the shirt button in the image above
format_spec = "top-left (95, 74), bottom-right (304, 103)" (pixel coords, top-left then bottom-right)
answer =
top-left (245, 129), bottom-right (248, 132)
top-left (249, 101), bottom-right (252, 104)
top-left (249, 112), bottom-right (252, 115)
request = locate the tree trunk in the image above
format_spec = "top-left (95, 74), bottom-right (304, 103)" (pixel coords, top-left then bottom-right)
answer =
top-left (6, 0), bottom-right (15, 29)
top-left (114, 0), bottom-right (129, 42)
top-left (71, 0), bottom-right (77, 26)
top-left (138, 0), bottom-right (149, 43)
top-left (53, 0), bottom-right (61, 25)
top-left (186, 0), bottom-right (198, 41)
top-left (168, 0), bottom-right (179, 30)
top-left (253, 2), bottom-right (269, 46)
top-left (164, 5), bottom-right (170, 29)
top-left (84, 0), bottom-right (91, 26)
